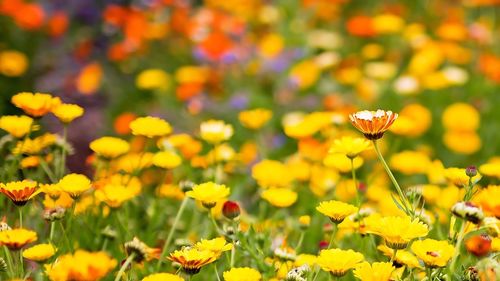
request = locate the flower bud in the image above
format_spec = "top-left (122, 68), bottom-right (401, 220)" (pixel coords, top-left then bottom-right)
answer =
top-left (222, 201), bottom-right (240, 220)
top-left (466, 166), bottom-right (478, 178)
top-left (101, 226), bottom-right (117, 240)
top-left (464, 266), bottom-right (479, 281)
top-left (179, 180), bottom-right (194, 192)
top-left (465, 234), bottom-right (492, 257)
top-left (298, 215), bottom-right (310, 230)
top-left (451, 202), bottom-right (484, 224)
top-left (43, 207), bottom-right (66, 222)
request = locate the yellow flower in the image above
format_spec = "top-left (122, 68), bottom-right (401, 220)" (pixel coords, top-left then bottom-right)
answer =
top-left (157, 184), bottom-right (185, 201)
top-left (45, 250), bottom-right (117, 281)
top-left (252, 159), bottom-right (294, 188)
top-left (11, 92), bottom-right (61, 117)
top-left (298, 215), bottom-right (311, 228)
top-left (116, 153), bottom-right (153, 173)
top-left (238, 108), bottom-right (272, 130)
top-left (136, 69), bottom-right (170, 91)
top-left (389, 104), bottom-right (432, 138)
top-left (0, 180), bottom-right (39, 206)
top-left (130, 116), bottom-right (172, 138)
top-left (0, 50), bottom-right (28, 77)
top-left (289, 60), bottom-right (320, 89)
top-left (168, 248), bottom-right (216, 275)
top-left (57, 173), bottom-right (92, 198)
top-left (473, 185), bottom-right (500, 218)
top-left (0, 115), bottom-right (33, 138)
top-left (90, 137), bottom-right (130, 159)
top-left (329, 136), bottom-right (371, 159)
top-left (317, 248), bottom-right (364, 277)
top-left (0, 228), bottom-right (37, 250)
top-left (444, 167), bottom-right (482, 188)
top-left (442, 103), bottom-right (479, 131)
top-left (373, 13), bottom-right (405, 34)
top-left (443, 131), bottom-right (481, 155)
top-left (349, 110), bottom-right (398, 140)
top-left (186, 182), bottom-right (230, 209)
top-left (389, 150), bottom-right (431, 175)
top-left (95, 184), bottom-right (137, 208)
top-left (294, 254), bottom-right (317, 267)
top-left (223, 267), bottom-right (262, 281)
top-left (12, 133), bottom-right (56, 155)
top-left (492, 237), bottom-right (500, 252)
top-left (51, 103), bottom-right (84, 124)
top-left (153, 151), bottom-right (182, 169)
top-left (479, 161), bottom-right (500, 179)
top-left (22, 243), bottom-right (56, 262)
top-left (195, 237), bottom-right (233, 258)
top-left (261, 188), bottom-right (298, 208)
top-left (323, 154), bottom-right (363, 173)
top-left (411, 239), bottom-right (454, 268)
top-left (353, 262), bottom-right (395, 281)
top-left (200, 120), bottom-right (233, 143)
top-left (377, 244), bottom-right (422, 268)
top-left (142, 273), bottom-right (184, 281)
top-left (316, 200), bottom-right (358, 223)
top-left (365, 216), bottom-right (429, 249)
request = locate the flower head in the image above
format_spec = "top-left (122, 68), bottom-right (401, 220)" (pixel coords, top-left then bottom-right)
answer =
top-left (474, 185), bottom-right (500, 218)
top-left (451, 201), bottom-right (484, 224)
top-left (252, 159), bottom-right (294, 188)
top-left (130, 116), bottom-right (172, 138)
top-left (316, 248), bottom-right (364, 277)
top-left (223, 267), bottom-right (262, 281)
top-left (195, 237), bottom-right (232, 258)
top-left (0, 180), bottom-right (39, 206)
top-left (261, 188), bottom-right (298, 208)
top-left (200, 120), bottom-right (233, 143)
top-left (353, 262), bottom-right (395, 281)
top-left (45, 250), bottom-right (117, 281)
top-left (90, 137), bottom-right (130, 159)
top-left (51, 103), bottom-right (84, 124)
top-left (124, 237), bottom-right (160, 263)
top-left (316, 200), bottom-right (358, 224)
top-left (57, 173), bottom-right (92, 198)
top-left (22, 243), bottom-right (56, 262)
top-left (152, 151), bottom-right (182, 169)
top-left (0, 115), bottom-right (33, 138)
top-left (168, 248), bottom-right (216, 275)
top-left (365, 215), bottom-right (429, 249)
top-left (411, 239), bottom-right (454, 268)
top-left (0, 228), bottom-right (37, 250)
top-left (11, 92), bottom-right (61, 117)
top-left (186, 182), bottom-right (230, 209)
top-left (329, 136), bottom-right (371, 158)
top-left (377, 244), bottom-right (421, 268)
top-left (238, 109), bottom-right (272, 130)
top-left (142, 273), bottom-right (184, 281)
top-left (349, 110), bottom-right (398, 140)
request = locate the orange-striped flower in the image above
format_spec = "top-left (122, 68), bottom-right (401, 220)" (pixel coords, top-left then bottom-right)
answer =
top-left (349, 110), bottom-right (398, 140)
top-left (0, 180), bottom-right (39, 206)
top-left (168, 248), bottom-right (216, 275)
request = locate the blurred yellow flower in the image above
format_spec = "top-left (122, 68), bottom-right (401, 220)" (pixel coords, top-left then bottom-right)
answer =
top-left (389, 103), bottom-right (432, 137)
top-left (324, 153), bottom-right (363, 173)
top-left (442, 103), bottom-right (480, 131)
top-left (11, 92), bottom-right (61, 117)
top-left (289, 60), bottom-right (320, 89)
top-left (45, 250), bottom-right (116, 281)
top-left (317, 248), bottom-right (364, 277)
top-left (142, 273), bottom-right (184, 281)
top-left (258, 33), bottom-right (284, 58)
top-left (390, 150), bottom-right (431, 175)
top-left (373, 13), bottom-right (405, 34)
top-left (411, 239), bottom-right (454, 267)
top-left (57, 173), bottom-right (92, 198)
top-left (353, 261), bottom-right (395, 281)
top-left (157, 184), bottom-right (184, 201)
top-left (130, 116), bottom-right (172, 138)
top-left (136, 69), bottom-right (170, 90)
top-left (329, 136), bottom-right (371, 159)
top-left (153, 151), bottom-right (182, 169)
top-left (443, 167), bottom-right (482, 188)
top-left (95, 183), bottom-right (137, 208)
top-left (223, 267), bottom-right (262, 281)
top-left (365, 216), bottom-right (429, 249)
top-left (377, 244), bottom-right (422, 268)
top-left (175, 66), bottom-right (210, 84)
top-left (51, 103), bottom-right (84, 124)
top-left (0, 228), bottom-right (37, 250)
top-left (195, 237), bottom-right (233, 258)
top-left (316, 200), bottom-right (358, 223)
top-left (200, 120), bottom-right (233, 143)
top-left (261, 188), bottom-right (298, 208)
top-left (22, 243), bottom-right (56, 262)
top-left (474, 185), bottom-right (500, 218)
top-left (252, 159), bottom-right (294, 188)
top-left (238, 108), bottom-right (272, 130)
top-left (0, 180), bottom-right (39, 206)
top-left (90, 136), bottom-right (130, 159)
top-left (0, 50), bottom-right (28, 77)
top-left (443, 130), bottom-right (481, 155)
top-left (0, 115), bottom-right (33, 138)
top-left (479, 161), bottom-right (500, 179)
top-left (186, 182), bottom-right (230, 209)
top-left (168, 248), bottom-right (216, 275)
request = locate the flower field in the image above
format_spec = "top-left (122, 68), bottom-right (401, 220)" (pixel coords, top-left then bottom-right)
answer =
top-left (0, 0), bottom-right (500, 280)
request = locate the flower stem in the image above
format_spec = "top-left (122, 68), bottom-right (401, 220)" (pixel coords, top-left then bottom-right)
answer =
top-left (49, 221), bottom-right (55, 242)
top-left (449, 221), bottom-right (466, 276)
top-left (3, 246), bottom-right (15, 278)
top-left (295, 231), bottom-right (305, 252)
top-left (213, 264), bottom-right (221, 281)
top-left (114, 253), bottom-right (135, 281)
top-left (18, 208), bottom-right (23, 228)
top-left (372, 141), bottom-right (413, 217)
top-left (157, 196), bottom-right (189, 270)
top-left (59, 125), bottom-right (68, 179)
top-left (390, 248), bottom-right (398, 263)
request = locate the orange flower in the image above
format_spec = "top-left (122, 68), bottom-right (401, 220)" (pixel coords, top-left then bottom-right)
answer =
top-left (0, 180), bottom-right (39, 206)
top-left (349, 110), bottom-right (398, 140)
top-left (465, 234), bottom-right (492, 257)
top-left (346, 16), bottom-right (376, 37)
top-left (47, 11), bottom-right (68, 37)
top-left (76, 62), bottom-right (103, 95)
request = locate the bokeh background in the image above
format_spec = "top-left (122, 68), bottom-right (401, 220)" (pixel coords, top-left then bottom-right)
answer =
top-left (0, 0), bottom-right (499, 173)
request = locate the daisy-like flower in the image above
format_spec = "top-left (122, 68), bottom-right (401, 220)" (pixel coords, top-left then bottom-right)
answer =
top-left (22, 243), bottom-right (56, 262)
top-left (365, 215), bottom-right (429, 249)
top-left (238, 108), bottom-right (272, 130)
top-left (0, 180), bottom-right (40, 206)
top-left (200, 120), bottom-right (233, 144)
top-left (90, 136), bottom-right (130, 159)
top-left (353, 261), bottom-right (395, 281)
top-left (152, 151), bottom-right (182, 169)
top-left (51, 103), bottom-right (84, 124)
top-left (130, 116), bottom-right (172, 138)
top-left (0, 115), bottom-right (33, 138)
top-left (57, 173), bottom-right (92, 198)
top-left (168, 248), bottom-right (216, 275)
top-left (142, 273), bottom-right (184, 281)
top-left (223, 267), bottom-right (262, 281)
top-left (186, 182), bottom-right (230, 209)
top-left (316, 248), bottom-right (364, 277)
top-left (261, 188), bottom-right (298, 208)
top-left (451, 201), bottom-right (484, 224)
top-left (474, 185), bottom-right (500, 218)
top-left (124, 237), bottom-right (161, 263)
top-left (349, 110), bottom-right (398, 140)
top-left (194, 237), bottom-right (233, 258)
top-left (444, 167), bottom-right (482, 188)
top-left (11, 92), bottom-right (61, 117)
top-left (411, 239), bottom-right (455, 268)
top-left (377, 244), bottom-right (421, 268)
top-left (316, 200), bottom-right (358, 224)
top-left (0, 228), bottom-right (37, 250)
top-left (329, 136), bottom-right (371, 159)
top-left (45, 250), bottom-right (117, 281)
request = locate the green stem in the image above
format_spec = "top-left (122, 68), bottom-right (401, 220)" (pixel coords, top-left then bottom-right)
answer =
top-left (157, 196), bottom-right (189, 270)
top-left (59, 221), bottom-right (72, 252)
top-left (372, 141), bottom-right (413, 217)
top-left (390, 249), bottom-right (398, 263)
top-left (426, 267), bottom-right (433, 281)
top-left (18, 208), bottom-right (23, 228)
top-left (213, 264), bottom-right (221, 281)
top-left (209, 213), bottom-right (221, 235)
top-left (3, 246), bottom-right (15, 278)
top-left (449, 221), bottom-right (466, 276)
top-left (114, 253), bottom-right (135, 281)
top-left (49, 221), bottom-right (55, 242)
top-left (18, 250), bottom-right (24, 278)
top-left (295, 231), bottom-right (305, 252)
top-left (39, 158), bottom-right (57, 183)
top-left (328, 224), bottom-right (337, 248)
top-left (59, 125), bottom-right (68, 179)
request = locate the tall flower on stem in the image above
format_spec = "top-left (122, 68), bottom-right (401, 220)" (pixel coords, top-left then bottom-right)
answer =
top-left (350, 109), bottom-right (414, 217)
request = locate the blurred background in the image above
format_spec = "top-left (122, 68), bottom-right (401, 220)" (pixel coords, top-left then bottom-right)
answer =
top-left (0, 0), bottom-right (499, 173)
